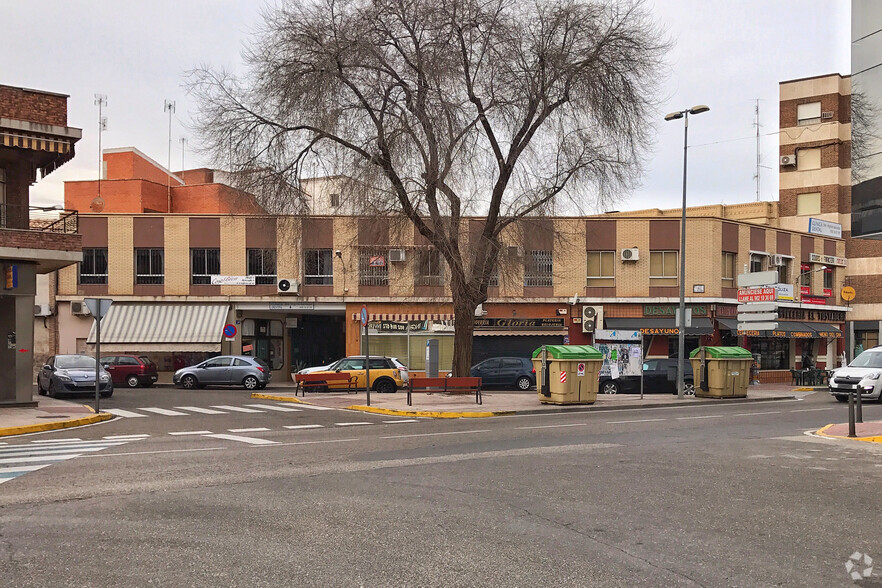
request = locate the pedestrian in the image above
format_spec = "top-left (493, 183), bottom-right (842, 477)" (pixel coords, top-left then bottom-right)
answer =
top-left (801, 346), bottom-right (814, 370)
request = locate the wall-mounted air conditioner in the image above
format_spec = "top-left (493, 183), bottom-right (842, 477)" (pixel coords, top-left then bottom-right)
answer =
top-left (779, 154), bottom-right (796, 166)
top-left (770, 254), bottom-right (786, 266)
top-left (621, 247), bottom-right (639, 261)
top-left (389, 249), bottom-right (406, 262)
top-left (34, 304), bottom-right (51, 317)
top-left (70, 301), bottom-right (90, 315)
top-left (277, 278), bottom-right (301, 295)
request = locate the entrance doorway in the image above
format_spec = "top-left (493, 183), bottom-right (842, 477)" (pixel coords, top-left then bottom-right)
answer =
top-left (289, 315), bottom-right (345, 371)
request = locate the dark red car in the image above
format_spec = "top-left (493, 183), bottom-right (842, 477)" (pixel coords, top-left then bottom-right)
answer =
top-left (100, 355), bottom-right (158, 388)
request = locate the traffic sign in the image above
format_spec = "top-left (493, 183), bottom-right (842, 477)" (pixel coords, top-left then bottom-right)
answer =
top-left (737, 303), bottom-right (777, 313)
top-left (737, 271), bottom-right (779, 288)
top-left (841, 286), bottom-right (856, 301)
top-left (737, 287), bottom-right (775, 303)
top-left (360, 306), bottom-right (368, 327)
top-left (737, 312), bottom-right (778, 322)
top-left (737, 321), bottom-right (778, 331)
top-left (223, 324), bottom-right (237, 338)
top-left (84, 298), bottom-right (112, 320)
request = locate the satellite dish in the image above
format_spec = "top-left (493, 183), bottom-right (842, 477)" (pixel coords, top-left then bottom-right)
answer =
top-left (90, 197), bottom-right (105, 212)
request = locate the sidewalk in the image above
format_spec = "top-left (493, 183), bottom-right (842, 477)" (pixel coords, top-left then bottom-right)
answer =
top-left (0, 396), bottom-right (112, 437)
top-left (816, 420), bottom-right (882, 443)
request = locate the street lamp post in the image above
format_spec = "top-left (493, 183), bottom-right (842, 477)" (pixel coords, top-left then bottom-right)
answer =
top-left (665, 105), bottom-right (710, 399)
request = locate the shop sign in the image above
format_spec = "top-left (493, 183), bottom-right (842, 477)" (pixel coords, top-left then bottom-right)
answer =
top-left (778, 308), bottom-right (845, 322)
top-left (737, 329), bottom-right (762, 336)
top-left (823, 288), bottom-right (833, 297)
top-left (643, 305), bottom-right (707, 317)
top-left (775, 284), bottom-right (794, 301)
top-left (737, 288), bottom-right (775, 303)
top-left (809, 252), bottom-right (846, 267)
top-left (715, 305), bottom-right (738, 317)
top-left (801, 296), bottom-right (827, 305)
top-left (368, 320), bottom-right (428, 332)
top-left (594, 329), bottom-right (641, 341)
top-left (807, 218), bottom-right (842, 239)
top-left (474, 317), bottom-right (565, 328)
top-left (210, 275), bottom-right (256, 286)
top-left (639, 327), bottom-right (680, 335)
top-left (771, 329), bottom-right (813, 338)
top-left (269, 302), bottom-right (315, 310)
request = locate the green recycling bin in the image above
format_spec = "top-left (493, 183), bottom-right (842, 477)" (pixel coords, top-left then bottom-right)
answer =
top-left (532, 345), bottom-right (603, 405)
top-left (689, 346), bottom-right (753, 398)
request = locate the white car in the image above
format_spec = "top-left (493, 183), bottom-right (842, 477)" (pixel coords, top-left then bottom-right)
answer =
top-left (828, 346), bottom-right (882, 402)
top-left (298, 356), bottom-right (409, 382)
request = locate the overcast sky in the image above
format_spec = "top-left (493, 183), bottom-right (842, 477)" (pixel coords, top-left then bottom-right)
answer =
top-left (7, 0), bottom-right (850, 211)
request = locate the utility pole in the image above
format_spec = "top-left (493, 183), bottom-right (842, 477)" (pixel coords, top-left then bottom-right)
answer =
top-left (94, 94), bottom-right (107, 209)
top-left (180, 137), bottom-right (187, 172)
top-left (754, 99), bottom-right (760, 202)
top-left (164, 100), bottom-right (176, 212)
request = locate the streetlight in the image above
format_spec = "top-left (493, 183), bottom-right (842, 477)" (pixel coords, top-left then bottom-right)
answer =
top-left (665, 104), bottom-right (710, 399)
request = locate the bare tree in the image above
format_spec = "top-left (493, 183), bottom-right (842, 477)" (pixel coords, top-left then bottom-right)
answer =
top-left (189, 0), bottom-right (668, 375)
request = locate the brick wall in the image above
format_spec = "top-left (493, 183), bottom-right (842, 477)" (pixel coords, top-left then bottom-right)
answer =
top-left (0, 85), bottom-right (67, 126)
top-left (0, 229), bottom-right (81, 252)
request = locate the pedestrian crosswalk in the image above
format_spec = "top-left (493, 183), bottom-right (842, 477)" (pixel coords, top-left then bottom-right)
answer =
top-left (104, 402), bottom-right (322, 419)
top-left (0, 438), bottom-right (140, 485)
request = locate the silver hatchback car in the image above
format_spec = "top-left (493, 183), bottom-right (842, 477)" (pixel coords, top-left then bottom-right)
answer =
top-left (173, 355), bottom-right (271, 390)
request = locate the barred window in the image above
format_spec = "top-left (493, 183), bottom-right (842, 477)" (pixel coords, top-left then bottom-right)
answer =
top-left (80, 248), bottom-right (108, 285)
top-left (135, 248), bottom-right (164, 285)
top-left (488, 265), bottom-right (499, 287)
top-left (359, 249), bottom-right (388, 286)
top-left (305, 249), bottom-right (333, 285)
top-left (191, 248), bottom-right (220, 285)
top-left (524, 250), bottom-right (553, 287)
top-left (247, 248), bottom-right (277, 285)
top-left (416, 249), bottom-right (444, 286)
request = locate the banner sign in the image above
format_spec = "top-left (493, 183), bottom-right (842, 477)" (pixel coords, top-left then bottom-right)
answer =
top-left (368, 320), bottom-right (428, 332)
top-left (808, 253), bottom-right (847, 267)
top-left (474, 317), bottom-right (565, 328)
top-left (369, 256), bottom-right (386, 267)
top-left (807, 218), bottom-right (843, 239)
top-left (210, 275), bottom-right (256, 286)
top-left (737, 287), bottom-right (775, 303)
top-left (643, 305), bottom-right (707, 317)
top-left (775, 284), bottom-right (794, 301)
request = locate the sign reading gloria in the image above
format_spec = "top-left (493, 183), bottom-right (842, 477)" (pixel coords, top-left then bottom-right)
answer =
top-left (474, 317), bottom-right (565, 328)
top-left (210, 275), bottom-right (256, 286)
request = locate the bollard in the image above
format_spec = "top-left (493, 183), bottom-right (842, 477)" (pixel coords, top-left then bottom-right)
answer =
top-left (856, 387), bottom-right (863, 424)
top-left (848, 389), bottom-right (857, 438)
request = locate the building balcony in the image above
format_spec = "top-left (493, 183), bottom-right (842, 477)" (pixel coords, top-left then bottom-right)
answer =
top-left (0, 204), bottom-right (82, 272)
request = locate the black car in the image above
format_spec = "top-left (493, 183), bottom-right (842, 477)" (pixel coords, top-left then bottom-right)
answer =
top-left (599, 358), bottom-right (694, 395)
top-left (471, 357), bottom-right (535, 390)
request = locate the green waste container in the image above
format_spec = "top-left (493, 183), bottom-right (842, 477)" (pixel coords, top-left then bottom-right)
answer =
top-left (532, 345), bottom-right (603, 405)
top-left (689, 346), bottom-right (753, 398)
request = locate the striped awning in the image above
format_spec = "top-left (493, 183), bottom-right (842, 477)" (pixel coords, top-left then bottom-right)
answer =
top-left (87, 303), bottom-right (230, 351)
top-left (364, 313), bottom-right (454, 321)
top-left (0, 129), bottom-right (76, 176)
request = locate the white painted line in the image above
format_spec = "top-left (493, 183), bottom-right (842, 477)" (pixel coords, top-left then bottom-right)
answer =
top-left (730, 411), bottom-right (781, 417)
top-left (606, 418), bottom-right (667, 424)
top-left (228, 427), bottom-right (271, 433)
top-left (283, 424), bottom-right (324, 430)
top-left (204, 433), bottom-right (278, 445)
top-left (675, 415), bottom-right (724, 420)
top-left (516, 423), bottom-right (587, 430)
top-left (335, 422), bottom-right (372, 426)
top-left (283, 403), bottom-right (336, 411)
top-left (29, 438), bottom-right (82, 444)
top-left (169, 430), bottom-right (214, 436)
top-left (83, 447), bottom-right (223, 458)
top-left (174, 406), bottom-right (226, 414)
top-left (102, 434), bottom-right (150, 440)
top-left (244, 404), bottom-right (302, 412)
top-left (139, 407), bottom-right (189, 416)
top-left (0, 443), bottom-right (126, 457)
top-left (210, 405), bottom-right (264, 413)
top-left (382, 419), bottom-right (419, 424)
top-left (105, 409), bottom-right (149, 418)
top-left (791, 408), bottom-right (837, 413)
top-left (0, 464), bottom-right (50, 474)
top-left (0, 454), bottom-right (80, 465)
top-left (380, 430), bottom-right (491, 440)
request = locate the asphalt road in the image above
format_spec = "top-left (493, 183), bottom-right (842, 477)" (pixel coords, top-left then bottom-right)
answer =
top-left (0, 388), bottom-right (880, 587)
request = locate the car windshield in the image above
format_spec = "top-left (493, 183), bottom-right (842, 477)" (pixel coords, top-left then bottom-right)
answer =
top-left (848, 352), bottom-right (882, 369)
top-left (55, 356), bottom-right (96, 370)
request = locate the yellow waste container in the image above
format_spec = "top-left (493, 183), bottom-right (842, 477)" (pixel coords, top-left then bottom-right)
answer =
top-left (532, 345), bottom-right (603, 405)
top-left (690, 346), bottom-right (753, 398)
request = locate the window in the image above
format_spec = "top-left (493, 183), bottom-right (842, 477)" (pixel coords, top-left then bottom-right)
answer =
top-left (797, 101), bottom-right (822, 126)
top-left (359, 249), bottom-right (388, 286)
top-left (749, 253), bottom-right (766, 273)
top-left (202, 357), bottom-right (232, 368)
top-left (796, 147), bottom-right (821, 171)
top-left (117, 356), bottom-right (139, 366)
top-left (777, 258), bottom-right (791, 285)
top-left (234, 358), bottom-right (250, 367)
top-left (752, 339), bottom-right (789, 370)
top-left (488, 265), bottom-right (499, 287)
top-left (800, 263), bottom-right (811, 288)
top-left (247, 248), bottom-right (277, 285)
top-left (823, 267), bottom-right (833, 291)
top-left (135, 248), bottom-right (164, 285)
top-left (80, 248), bottom-right (108, 285)
top-left (524, 250), bottom-right (553, 287)
top-left (586, 251), bottom-right (615, 287)
top-left (416, 248), bottom-right (444, 286)
top-left (330, 193), bottom-right (340, 208)
top-left (649, 251), bottom-right (678, 287)
top-left (797, 192), bottom-right (821, 215)
top-left (191, 248), bottom-right (220, 285)
top-left (721, 252), bottom-right (736, 287)
top-left (304, 249), bottom-right (333, 285)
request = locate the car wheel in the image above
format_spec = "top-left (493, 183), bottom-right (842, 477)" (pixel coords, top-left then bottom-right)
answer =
top-left (516, 376), bottom-right (532, 391)
top-left (181, 375), bottom-right (198, 390)
top-left (100, 391), bottom-right (113, 398)
top-left (601, 381), bottom-right (619, 395)
top-left (243, 375), bottom-right (259, 390)
top-left (374, 378), bottom-right (396, 394)
top-left (683, 381), bottom-right (696, 396)
top-left (47, 380), bottom-right (57, 398)
top-left (37, 380), bottom-right (47, 396)
top-left (126, 375), bottom-right (140, 388)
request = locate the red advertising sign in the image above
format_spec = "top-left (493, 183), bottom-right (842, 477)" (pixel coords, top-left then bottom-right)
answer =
top-left (801, 296), bottom-right (827, 305)
top-left (823, 288), bottom-right (833, 297)
top-left (737, 287), bottom-right (776, 303)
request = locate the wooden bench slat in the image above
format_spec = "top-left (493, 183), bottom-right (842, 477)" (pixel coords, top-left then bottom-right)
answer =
top-left (407, 377), bottom-right (482, 406)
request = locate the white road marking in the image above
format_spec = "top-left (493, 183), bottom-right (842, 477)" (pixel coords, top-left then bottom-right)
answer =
top-left (383, 419), bottom-right (419, 423)
top-left (169, 430), bottom-right (214, 436)
top-left (105, 409), bottom-right (149, 418)
top-left (790, 408), bottom-right (837, 413)
top-left (228, 427), bottom-right (270, 433)
top-left (729, 412), bottom-right (781, 417)
top-left (516, 423), bottom-right (587, 430)
top-left (335, 422), bottom-right (372, 426)
top-left (283, 403), bottom-right (336, 411)
top-left (29, 438), bottom-right (82, 443)
top-left (0, 455), bottom-right (79, 465)
top-left (606, 418), bottom-right (667, 424)
top-left (83, 447), bottom-right (223, 458)
top-left (283, 424), bottom-right (324, 430)
top-left (0, 442), bottom-right (127, 458)
top-left (675, 415), bottom-right (724, 420)
top-left (102, 434), bottom-right (150, 439)
top-left (244, 404), bottom-right (302, 412)
top-left (174, 406), bottom-right (226, 414)
top-left (203, 433), bottom-right (278, 445)
top-left (0, 464), bottom-right (50, 484)
top-left (139, 407), bottom-right (189, 416)
top-left (380, 430), bottom-right (491, 440)
top-left (210, 405), bottom-right (264, 413)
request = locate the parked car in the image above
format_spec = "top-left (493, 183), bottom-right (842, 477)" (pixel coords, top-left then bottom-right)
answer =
top-left (37, 354), bottom-right (113, 398)
top-left (599, 358), bottom-right (694, 395)
top-left (303, 356), bottom-right (407, 393)
top-left (829, 346), bottom-right (882, 402)
top-left (470, 357), bottom-right (535, 390)
top-left (100, 355), bottom-right (158, 388)
top-left (173, 355), bottom-right (271, 390)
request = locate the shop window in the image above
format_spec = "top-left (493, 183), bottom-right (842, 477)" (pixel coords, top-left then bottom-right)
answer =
top-left (857, 331), bottom-right (879, 353)
top-left (359, 249), bottom-right (388, 286)
top-left (751, 339), bottom-right (789, 370)
top-left (191, 248), bottom-right (220, 285)
top-left (797, 101), bottom-right (821, 126)
top-left (305, 249), bottom-right (333, 285)
top-left (247, 248), bottom-right (277, 285)
top-left (796, 193), bottom-right (821, 215)
top-left (416, 248), bottom-right (444, 286)
top-left (524, 250), bottom-right (553, 287)
top-left (721, 252), bottom-right (735, 288)
top-left (777, 259), bottom-right (791, 285)
top-left (649, 251), bottom-right (678, 287)
top-left (823, 267), bottom-right (833, 291)
top-left (80, 248), bottom-right (108, 285)
top-left (135, 248), bottom-right (164, 285)
top-left (587, 251), bottom-right (615, 287)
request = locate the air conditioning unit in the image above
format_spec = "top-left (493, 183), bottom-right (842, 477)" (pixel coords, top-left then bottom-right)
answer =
top-left (277, 278), bottom-right (300, 295)
top-left (70, 301), bottom-right (90, 316)
top-left (34, 304), bottom-right (51, 317)
top-left (821, 111), bottom-right (833, 119)
top-left (770, 254), bottom-right (786, 267)
top-left (581, 305), bottom-right (604, 333)
top-left (621, 247), bottom-right (639, 261)
top-left (474, 303), bottom-right (488, 317)
top-left (389, 249), bottom-right (406, 263)
top-left (779, 154), bottom-right (796, 166)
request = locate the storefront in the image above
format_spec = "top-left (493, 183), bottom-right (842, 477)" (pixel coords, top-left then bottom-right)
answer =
top-left (360, 313), bottom-right (455, 374)
top-left (472, 317), bottom-right (567, 363)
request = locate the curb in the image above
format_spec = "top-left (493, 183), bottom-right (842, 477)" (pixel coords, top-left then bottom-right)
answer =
top-left (814, 423), bottom-right (882, 443)
top-left (0, 411), bottom-right (113, 437)
top-left (344, 405), bottom-right (515, 419)
top-left (251, 393), bottom-right (308, 404)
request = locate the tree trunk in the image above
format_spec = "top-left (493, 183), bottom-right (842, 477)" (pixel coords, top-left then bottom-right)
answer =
top-left (452, 296), bottom-right (478, 377)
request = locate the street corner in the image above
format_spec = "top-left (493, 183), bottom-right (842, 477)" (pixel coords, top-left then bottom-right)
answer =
top-left (0, 412), bottom-right (113, 438)
top-left (250, 392), bottom-right (306, 404)
top-left (814, 422), bottom-right (882, 443)
top-left (344, 405), bottom-right (515, 419)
